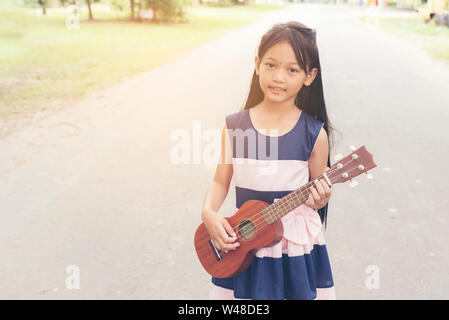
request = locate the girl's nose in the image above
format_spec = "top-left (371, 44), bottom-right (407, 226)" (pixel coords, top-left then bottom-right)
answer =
top-left (273, 70), bottom-right (286, 82)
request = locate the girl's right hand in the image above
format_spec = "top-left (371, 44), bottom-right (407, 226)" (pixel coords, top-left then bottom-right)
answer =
top-left (202, 209), bottom-right (240, 253)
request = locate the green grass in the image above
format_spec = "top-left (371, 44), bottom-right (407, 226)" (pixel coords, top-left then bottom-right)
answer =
top-left (359, 15), bottom-right (449, 66)
top-left (0, 3), bottom-right (287, 119)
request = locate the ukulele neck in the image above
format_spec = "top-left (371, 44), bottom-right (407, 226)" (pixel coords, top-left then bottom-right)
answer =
top-left (263, 172), bottom-right (329, 224)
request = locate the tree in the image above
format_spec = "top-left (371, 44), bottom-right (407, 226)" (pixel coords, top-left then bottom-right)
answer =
top-left (23, 0), bottom-right (48, 14)
top-left (130, 0), bottom-right (135, 20)
top-left (143, 0), bottom-right (185, 22)
top-left (86, 0), bottom-right (93, 20)
top-left (61, 0), bottom-right (96, 21)
top-left (39, 0), bottom-right (47, 14)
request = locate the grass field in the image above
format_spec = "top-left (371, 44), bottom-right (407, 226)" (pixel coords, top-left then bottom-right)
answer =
top-left (0, 2), bottom-right (287, 119)
top-left (359, 15), bottom-right (449, 67)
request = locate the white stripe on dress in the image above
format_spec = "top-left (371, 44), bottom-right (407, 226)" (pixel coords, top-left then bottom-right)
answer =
top-left (232, 158), bottom-right (309, 191)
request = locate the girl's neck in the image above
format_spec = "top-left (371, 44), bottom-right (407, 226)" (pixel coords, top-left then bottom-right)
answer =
top-left (258, 98), bottom-right (298, 116)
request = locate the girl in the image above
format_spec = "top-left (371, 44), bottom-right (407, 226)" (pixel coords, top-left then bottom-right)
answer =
top-left (201, 21), bottom-right (337, 300)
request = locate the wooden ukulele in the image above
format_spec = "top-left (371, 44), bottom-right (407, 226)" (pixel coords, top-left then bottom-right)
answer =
top-left (194, 145), bottom-right (376, 278)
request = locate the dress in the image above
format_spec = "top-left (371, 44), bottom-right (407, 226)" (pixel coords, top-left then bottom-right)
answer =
top-left (209, 108), bottom-right (336, 300)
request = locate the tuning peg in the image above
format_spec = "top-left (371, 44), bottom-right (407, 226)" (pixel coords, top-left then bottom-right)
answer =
top-left (334, 153), bottom-right (343, 161)
top-left (349, 145), bottom-right (357, 151)
top-left (366, 172), bottom-right (374, 180)
top-left (349, 180), bottom-right (359, 188)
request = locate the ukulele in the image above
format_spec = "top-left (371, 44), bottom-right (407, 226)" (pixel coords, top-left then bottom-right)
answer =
top-left (194, 145), bottom-right (376, 278)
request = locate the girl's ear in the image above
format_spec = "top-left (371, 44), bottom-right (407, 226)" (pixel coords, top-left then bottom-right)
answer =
top-left (305, 68), bottom-right (318, 86)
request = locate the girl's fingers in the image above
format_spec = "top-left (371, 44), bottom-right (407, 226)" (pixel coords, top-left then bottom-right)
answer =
top-left (219, 240), bottom-right (229, 253)
top-left (321, 179), bottom-right (331, 197)
top-left (217, 237), bottom-right (239, 252)
top-left (314, 180), bottom-right (326, 198)
top-left (221, 220), bottom-right (239, 249)
top-left (306, 175), bottom-right (332, 209)
top-left (213, 238), bottom-right (228, 253)
top-left (222, 219), bottom-right (237, 242)
top-left (306, 193), bottom-right (315, 206)
top-left (309, 185), bottom-right (320, 202)
top-left (216, 237), bottom-right (229, 253)
top-left (317, 179), bottom-right (331, 198)
top-left (218, 224), bottom-right (232, 244)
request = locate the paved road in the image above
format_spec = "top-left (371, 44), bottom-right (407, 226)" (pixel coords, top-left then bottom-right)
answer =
top-left (0, 3), bottom-right (448, 299)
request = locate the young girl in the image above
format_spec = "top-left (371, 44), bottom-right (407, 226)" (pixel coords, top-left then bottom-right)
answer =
top-left (201, 21), bottom-right (337, 300)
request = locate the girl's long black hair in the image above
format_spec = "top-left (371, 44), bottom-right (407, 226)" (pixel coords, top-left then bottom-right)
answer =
top-left (242, 21), bottom-right (339, 230)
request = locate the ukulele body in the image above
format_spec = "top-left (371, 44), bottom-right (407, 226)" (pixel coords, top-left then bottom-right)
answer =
top-left (194, 145), bottom-right (377, 279)
top-left (194, 199), bottom-right (284, 278)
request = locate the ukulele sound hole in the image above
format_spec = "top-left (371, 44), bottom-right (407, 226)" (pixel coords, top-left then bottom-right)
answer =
top-left (238, 220), bottom-right (255, 240)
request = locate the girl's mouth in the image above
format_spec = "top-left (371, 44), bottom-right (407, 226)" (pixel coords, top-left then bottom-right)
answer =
top-left (269, 86), bottom-right (286, 94)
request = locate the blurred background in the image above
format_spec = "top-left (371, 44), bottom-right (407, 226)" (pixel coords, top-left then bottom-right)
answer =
top-left (0, 0), bottom-right (448, 299)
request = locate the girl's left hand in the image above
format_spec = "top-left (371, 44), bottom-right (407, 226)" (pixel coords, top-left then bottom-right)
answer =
top-left (304, 167), bottom-right (331, 210)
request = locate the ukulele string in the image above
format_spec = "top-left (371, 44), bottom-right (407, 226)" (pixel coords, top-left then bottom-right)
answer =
top-left (234, 163), bottom-right (363, 241)
top-left (225, 164), bottom-right (343, 241)
top-left (232, 158), bottom-right (361, 241)
top-left (230, 166), bottom-right (341, 239)
top-left (231, 170), bottom-right (334, 240)
top-left (233, 163), bottom-right (361, 242)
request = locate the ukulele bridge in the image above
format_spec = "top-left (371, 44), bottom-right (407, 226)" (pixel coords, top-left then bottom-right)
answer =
top-left (209, 239), bottom-right (222, 261)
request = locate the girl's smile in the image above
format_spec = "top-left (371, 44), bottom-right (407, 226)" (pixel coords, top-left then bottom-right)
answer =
top-left (269, 86), bottom-right (286, 94)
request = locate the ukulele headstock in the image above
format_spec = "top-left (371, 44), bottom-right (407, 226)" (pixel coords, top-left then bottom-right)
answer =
top-left (327, 146), bottom-right (376, 185)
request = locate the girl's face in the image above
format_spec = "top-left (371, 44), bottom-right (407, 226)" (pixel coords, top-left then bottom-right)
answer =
top-left (255, 41), bottom-right (317, 103)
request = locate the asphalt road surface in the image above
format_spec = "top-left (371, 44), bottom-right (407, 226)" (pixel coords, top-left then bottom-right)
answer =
top-left (0, 3), bottom-right (448, 299)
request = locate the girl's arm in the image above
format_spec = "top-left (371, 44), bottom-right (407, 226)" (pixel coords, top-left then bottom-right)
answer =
top-left (201, 124), bottom-right (239, 253)
top-left (201, 124), bottom-right (233, 216)
top-left (305, 127), bottom-right (331, 210)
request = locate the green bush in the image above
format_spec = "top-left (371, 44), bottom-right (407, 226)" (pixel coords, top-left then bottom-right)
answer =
top-left (103, 0), bottom-right (131, 11)
top-left (143, 0), bottom-right (186, 22)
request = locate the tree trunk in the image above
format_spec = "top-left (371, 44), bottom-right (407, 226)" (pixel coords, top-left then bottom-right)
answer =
top-left (86, 0), bottom-right (93, 20)
top-left (42, 0), bottom-right (47, 15)
top-left (152, 8), bottom-right (157, 22)
top-left (130, 0), bottom-right (135, 20)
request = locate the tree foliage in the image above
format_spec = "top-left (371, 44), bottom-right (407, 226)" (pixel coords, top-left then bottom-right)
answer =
top-left (142, 0), bottom-right (185, 22)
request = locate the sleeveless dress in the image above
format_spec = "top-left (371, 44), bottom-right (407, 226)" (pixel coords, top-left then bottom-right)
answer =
top-left (209, 108), bottom-right (336, 300)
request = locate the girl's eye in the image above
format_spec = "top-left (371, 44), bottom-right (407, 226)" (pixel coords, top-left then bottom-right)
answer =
top-left (265, 63), bottom-right (298, 73)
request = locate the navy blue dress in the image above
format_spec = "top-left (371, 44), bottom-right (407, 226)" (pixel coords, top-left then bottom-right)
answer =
top-left (209, 108), bottom-right (335, 300)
